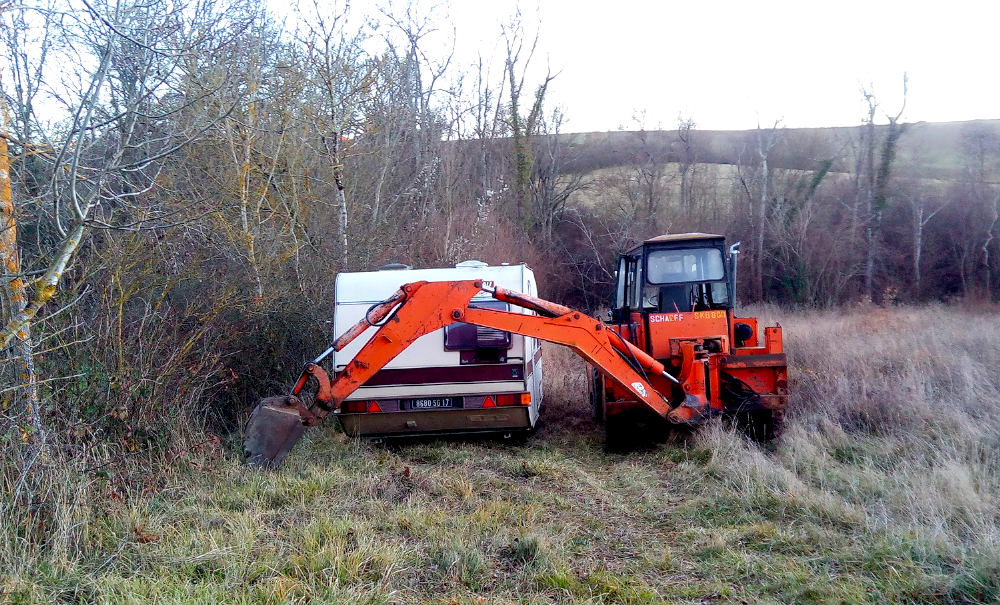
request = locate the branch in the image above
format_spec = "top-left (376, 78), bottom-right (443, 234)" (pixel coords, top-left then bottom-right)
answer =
top-left (117, 98), bottom-right (241, 171)
top-left (1, 269), bottom-right (46, 279)
top-left (0, 373), bottom-right (86, 395)
top-left (0, 222), bottom-right (85, 350)
top-left (78, 0), bottom-right (189, 57)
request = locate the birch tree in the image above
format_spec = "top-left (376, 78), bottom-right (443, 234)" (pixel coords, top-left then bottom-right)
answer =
top-left (297, 0), bottom-right (375, 265)
top-left (904, 155), bottom-right (950, 297)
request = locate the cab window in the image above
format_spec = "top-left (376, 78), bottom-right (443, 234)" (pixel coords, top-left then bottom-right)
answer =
top-left (613, 256), bottom-right (640, 316)
top-left (632, 257), bottom-right (643, 308)
top-left (647, 248), bottom-right (725, 284)
top-left (615, 257), bottom-right (627, 309)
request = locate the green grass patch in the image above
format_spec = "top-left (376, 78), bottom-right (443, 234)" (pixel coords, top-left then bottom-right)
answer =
top-left (8, 310), bottom-right (1000, 603)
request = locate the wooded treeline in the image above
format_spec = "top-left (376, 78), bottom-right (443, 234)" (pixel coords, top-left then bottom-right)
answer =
top-left (563, 114), bottom-right (1000, 309)
top-left (1, 0), bottom-right (999, 459)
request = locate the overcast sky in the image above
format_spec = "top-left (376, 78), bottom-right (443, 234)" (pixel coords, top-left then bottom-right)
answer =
top-left (408, 0), bottom-right (998, 133)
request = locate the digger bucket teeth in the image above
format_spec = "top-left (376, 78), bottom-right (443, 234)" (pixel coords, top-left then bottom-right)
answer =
top-left (243, 395), bottom-right (308, 469)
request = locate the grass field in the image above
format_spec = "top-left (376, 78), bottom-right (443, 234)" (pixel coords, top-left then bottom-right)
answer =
top-left (3, 304), bottom-right (1000, 604)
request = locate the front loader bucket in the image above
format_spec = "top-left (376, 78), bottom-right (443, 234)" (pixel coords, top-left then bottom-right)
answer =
top-left (243, 396), bottom-right (308, 469)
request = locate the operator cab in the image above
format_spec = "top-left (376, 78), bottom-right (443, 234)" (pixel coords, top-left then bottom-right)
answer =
top-left (611, 233), bottom-right (733, 321)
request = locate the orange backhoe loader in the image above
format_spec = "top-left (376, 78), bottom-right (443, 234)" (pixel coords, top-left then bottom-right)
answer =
top-left (244, 233), bottom-right (787, 467)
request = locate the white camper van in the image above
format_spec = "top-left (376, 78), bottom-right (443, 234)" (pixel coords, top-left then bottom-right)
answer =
top-left (332, 261), bottom-right (543, 439)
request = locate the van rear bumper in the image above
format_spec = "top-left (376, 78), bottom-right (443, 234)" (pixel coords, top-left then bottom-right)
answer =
top-left (339, 407), bottom-right (531, 437)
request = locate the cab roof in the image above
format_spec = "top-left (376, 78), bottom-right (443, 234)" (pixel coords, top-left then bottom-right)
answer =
top-left (625, 233), bottom-right (725, 256)
top-left (643, 232), bottom-right (724, 244)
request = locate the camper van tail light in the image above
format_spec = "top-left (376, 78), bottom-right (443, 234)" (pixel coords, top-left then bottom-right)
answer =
top-left (497, 393), bottom-right (531, 406)
top-left (342, 400), bottom-right (367, 413)
top-left (367, 401), bottom-right (383, 413)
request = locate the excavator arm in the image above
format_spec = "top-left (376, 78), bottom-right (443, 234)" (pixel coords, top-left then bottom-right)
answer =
top-left (244, 279), bottom-right (682, 468)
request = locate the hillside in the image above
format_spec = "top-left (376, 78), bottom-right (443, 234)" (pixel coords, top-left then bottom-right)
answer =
top-left (558, 120), bottom-right (1000, 181)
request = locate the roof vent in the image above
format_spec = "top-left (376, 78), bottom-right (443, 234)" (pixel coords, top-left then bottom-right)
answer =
top-left (379, 263), bottom-right (412, 271)
top-left (455, 260), bottom-right (488, 268)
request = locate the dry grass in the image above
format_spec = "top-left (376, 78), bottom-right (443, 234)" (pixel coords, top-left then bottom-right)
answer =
top-left (3, 304), bottom-right (1000, 604)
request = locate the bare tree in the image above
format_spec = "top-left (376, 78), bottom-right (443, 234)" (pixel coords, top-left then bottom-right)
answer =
top-left (470, 52), bottom-right (510, 214)
top-left (959, 123), bottom-right (1000, 296)
top-left (626, 115), bottom-right (670, 228)
top-left (856, 75), bottom-right (908, 300)
top-left (902, 145), bottom-right (951, 296)
top-left (501, 11), bottom-right (553, 225)
top-left (734, 120), bottom-right (782, 301)
top-left (677, 115), bottom-right (697, 210)
top-left (295, 0), bottom-right (376, 266)
top-left (0, 0), bottom-right (254, 447)
top-left (528, 108), bottom-right (589, 240)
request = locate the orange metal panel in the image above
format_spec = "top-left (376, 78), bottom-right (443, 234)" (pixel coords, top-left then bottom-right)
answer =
top-left (764, 326), bottom-right (783, 354)
top-left (647, 311), bottom-right (729, 359)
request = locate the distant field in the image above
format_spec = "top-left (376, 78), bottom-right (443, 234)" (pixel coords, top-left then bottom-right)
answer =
top-left (4, 304), bottom-right (1000, 604)
top-left (563, 119), bottom-right (1000, 181)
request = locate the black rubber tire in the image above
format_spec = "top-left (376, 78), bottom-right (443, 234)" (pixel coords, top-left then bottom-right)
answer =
top-left (591, 367), bottom-right (605, 425)
top-left (603, 412), bottom-right (630, 453)
top-left (735, 409), bottom-right (779, 443)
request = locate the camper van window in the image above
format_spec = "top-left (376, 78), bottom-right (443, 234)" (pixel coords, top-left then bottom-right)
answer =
top-left (647, 248), bottom-right (725, 284)
top-left (444, 300), bottom-right (512, 350)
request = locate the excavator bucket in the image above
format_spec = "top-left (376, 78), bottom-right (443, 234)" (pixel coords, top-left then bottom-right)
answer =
top-left (243, 395), bottom-right (308, 469)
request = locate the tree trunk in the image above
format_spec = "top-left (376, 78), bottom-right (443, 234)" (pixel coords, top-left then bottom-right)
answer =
top-left (0, 127), bottom-right (43, 446)
top-left (507, 61), bottom-right (528, 221)
top-left (913, 205), bottom-right (923, 296)
top-left (983, 197), bottom-right (998, 296)
top-left (865, 215), bottom-right (876, 300)
top-left (679, 165), bottom-right (691, 210)
top-left (863, 119), bottom-right (876, 300)
top-left (238, 121), bottom-right (264, 299)
top-left (755, 153), bottom-right (767, 302)
top-left (324, 133), bottom-right (349, 263)
top-left (336, 173), bottom-right (348, 263)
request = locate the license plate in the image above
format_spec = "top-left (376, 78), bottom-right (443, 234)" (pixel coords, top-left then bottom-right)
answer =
top-left (406, 397), bottom-right (459, 409)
